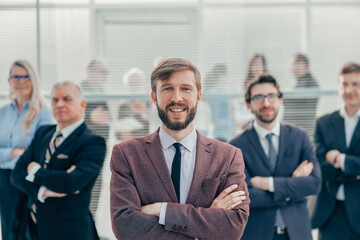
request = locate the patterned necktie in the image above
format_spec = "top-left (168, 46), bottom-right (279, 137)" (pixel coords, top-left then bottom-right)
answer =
top-left (171, 143), bottom-right (181, 202)
top-left (44, 131), bottom-right (63, 168)
top-left (265, 133), bottom-right (286, 229)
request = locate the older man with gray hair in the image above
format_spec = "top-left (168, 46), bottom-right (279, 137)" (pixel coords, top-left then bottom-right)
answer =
top-left (11, 81), bottom-right (106, 240)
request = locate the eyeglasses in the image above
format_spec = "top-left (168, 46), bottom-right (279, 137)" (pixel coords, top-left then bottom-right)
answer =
top-left (250, 93), bottom-right (281, 104)
top-left (9, 75), bottom-right (31, 83)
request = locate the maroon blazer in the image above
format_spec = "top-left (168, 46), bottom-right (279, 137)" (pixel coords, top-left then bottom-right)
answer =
top-left (110, 130), bottom-right (249, 240)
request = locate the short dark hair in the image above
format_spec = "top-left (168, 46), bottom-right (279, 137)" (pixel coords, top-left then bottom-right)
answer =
top-left (245, 74), bottom-right (283, 103)
top-left (150, 58), bottom-right (201, 93)
top-left (293, 53), bottom-right (309, 68)
top-left (339, 62), bottom-right (360, 75)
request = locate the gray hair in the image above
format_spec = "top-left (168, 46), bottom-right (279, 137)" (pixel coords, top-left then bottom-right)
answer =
top-left (51, 81), bottom-right (84, 101)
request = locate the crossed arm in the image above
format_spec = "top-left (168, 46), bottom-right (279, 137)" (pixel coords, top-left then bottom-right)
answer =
top-left (11, 135), bottom-right (106, 200)
top-left (110, 144), bottom-right (249, 240)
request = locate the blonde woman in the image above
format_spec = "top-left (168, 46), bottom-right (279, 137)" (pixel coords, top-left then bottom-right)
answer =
top-left (0, 60), bottom-right (54, 240)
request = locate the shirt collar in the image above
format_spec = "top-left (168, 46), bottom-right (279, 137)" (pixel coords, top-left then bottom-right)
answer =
top-left (56, 119), bottom-right (84, 139)
top-left (339, 105), bottom-right (360, 119)
top-left (159, 127), bottom-right (197, 152)
top-left (10, 101), bottom-right (30, 109)
top-left (254, 119), bottom-right (280, 140)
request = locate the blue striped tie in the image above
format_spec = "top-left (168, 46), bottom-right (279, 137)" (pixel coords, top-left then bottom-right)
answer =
top-left (266, 133), bottom-right (286, 229)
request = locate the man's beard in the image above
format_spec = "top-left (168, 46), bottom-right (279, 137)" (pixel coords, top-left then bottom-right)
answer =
top-left (253, 107), bottom-right (279, 124)
top-left (157, 102), bottom-right (197, 131)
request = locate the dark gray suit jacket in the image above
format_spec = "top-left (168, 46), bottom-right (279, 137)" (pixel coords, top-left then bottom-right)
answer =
top-left (312, 111), bottom-right (360, 234)
top-left (11, 123), bottom-right (106, 240)
top-left (110, 130), bottom-right (250, 240)
top-left (230, 123), bottom-right (321, 240)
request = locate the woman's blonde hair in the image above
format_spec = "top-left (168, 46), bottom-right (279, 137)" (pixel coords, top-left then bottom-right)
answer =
top-left (9, 60), bottom-right (47, 132)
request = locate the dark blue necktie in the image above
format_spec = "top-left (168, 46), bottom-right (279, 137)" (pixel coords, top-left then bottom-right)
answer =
top-left (172, 143), bottom-right (181, 202)
top-left (265, 133), bottom-right (286, 229)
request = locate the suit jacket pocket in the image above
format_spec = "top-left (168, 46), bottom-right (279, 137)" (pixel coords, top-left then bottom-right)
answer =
top-left (199, 175), bottom-right (226, 206)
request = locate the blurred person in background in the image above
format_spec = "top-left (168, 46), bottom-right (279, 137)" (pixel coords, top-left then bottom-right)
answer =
top-left (283, 53), bottom-right (319, 141)
top-left (205, 63), bottom-right (235, 142)
top-left (81, 58), bottom-right (111, 221)
top-left (291, 53), bottom-right (319, 88)
top-left (244, 53), bottom-right (269, 87)
top-left (236, 54), bottom-right (269, 133)
top-left (0, 60), bottom-right (54, 240)
top-left (312, 62), bottom-right (360, 240)
top-left (115, 67), bottom-right (150, 141)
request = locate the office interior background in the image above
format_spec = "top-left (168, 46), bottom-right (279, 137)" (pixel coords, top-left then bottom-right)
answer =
top-left (0, 0), bottom-right (359, 239)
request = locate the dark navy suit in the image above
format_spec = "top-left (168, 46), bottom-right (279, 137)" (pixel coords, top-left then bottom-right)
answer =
top-left (311, 111), bottom-right (360, 239)
top-left (11, 123), bottom-right (106, 240)
top-left (230, 123), bottom-right (321, 240)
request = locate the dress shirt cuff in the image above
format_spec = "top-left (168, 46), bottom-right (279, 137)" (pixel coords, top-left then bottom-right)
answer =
top-left (268, 177), bottom-right (274, 192)
top-left (37, 186), bottom-right (48, 203)
top-left (25, 165), bottom-right (41, 182)
top-left (159, 202), bottom-right (167, 225)
top-left (340, 154), bottom-right (346, 171)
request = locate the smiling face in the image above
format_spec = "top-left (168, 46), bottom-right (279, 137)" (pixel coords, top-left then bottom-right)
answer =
top-left (247, 82), bottom-right (283, 125)
top-left (151, 69), bottom-right (201, 132)
top-left (9, 66), bottom-right (33, 101)
top-left (51, 84), bottom-right (86, 129)
top-left (338, 72), bottom-right (360, 111)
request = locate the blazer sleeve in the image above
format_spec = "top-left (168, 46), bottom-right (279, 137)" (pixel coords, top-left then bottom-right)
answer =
top-left (11, 133), bottom-right (41, 199)
top-left (110, 145), bottom-right (249, 240)
top-left (344, 154), bottom-right (360, 175)
top-left (273, 131), bottom-right (321, 201)
top-left (314, 118), bottom-right (357, 183)
top-left (31, 136), bottom-right (106, 194)
top-left (244, 166), bottom-right (286, 208)
top-left (164, 148), bottom-right (249, 240)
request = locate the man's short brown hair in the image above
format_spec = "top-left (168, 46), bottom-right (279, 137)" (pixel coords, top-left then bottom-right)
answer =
top-left (245, 74), bottom-right (283, 103)
top-left (151, 58), bottom-right (201, 93)
top-left (339, 62), bottom-right (360, 75)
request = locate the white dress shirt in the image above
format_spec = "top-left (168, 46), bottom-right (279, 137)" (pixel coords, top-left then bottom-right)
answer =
top-left (336, 106), bottom-right (360, 200)
top-left (158, 127), bottom-right (197, 226)
top-left (26, 119), bottom-right (84, 202)
top-left (253, 120), bottom-right (281, 192)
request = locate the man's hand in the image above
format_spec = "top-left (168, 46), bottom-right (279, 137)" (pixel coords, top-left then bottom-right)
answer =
top-left (67, 165), bottom-right (76, 173)
top-left (11, 148), bottom-right (25, 158)
top-left (292, 160), bottom-right (314, 177)
top-left (326, 149), bottom-right (341, 167)
top-left (90, 106), bottom-right (111, 125)
top-left (43, 189), bottom-right (67, 198)
top-left (250, 177), bottom-right (270, 191)
top-left (210, 184), bottom-right (246, 210)
top-left (27, 162), bottom-right (40, 174)
top-left (141, 202), bottom-right (162, 216)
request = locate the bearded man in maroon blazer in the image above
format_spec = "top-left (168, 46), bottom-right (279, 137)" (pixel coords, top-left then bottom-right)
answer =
top-left (110, 58), bottom-right (250, 240)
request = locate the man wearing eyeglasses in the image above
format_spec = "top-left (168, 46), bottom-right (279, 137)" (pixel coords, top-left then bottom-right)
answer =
top-left (311, 62), bottom-right (360, 240)
top-left (230, 75), bottom-right (321, 240)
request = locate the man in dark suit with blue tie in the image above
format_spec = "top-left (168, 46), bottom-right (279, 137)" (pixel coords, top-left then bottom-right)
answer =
top-left (311, 62), bottom-right (360, 240)
top-left (230, 75), bottom-right (321, 240)
top-left (11, 81), bottom-right (106, 240)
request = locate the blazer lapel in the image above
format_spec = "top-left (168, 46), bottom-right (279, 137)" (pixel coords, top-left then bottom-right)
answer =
top-left (348, 118), bottom-right (360, 153)
top-left (248, 127), bottom-right (273, 172)
top-left (144, 130), bottom-right (178, 202)
top-left (332, 112), bottom-right (347, 153)
top-left (186, 132), bottom-right (213, 204)
top-left (47, 123), bottom-right (86, 169)
top-left (275, 124), bottom-right (287, 176)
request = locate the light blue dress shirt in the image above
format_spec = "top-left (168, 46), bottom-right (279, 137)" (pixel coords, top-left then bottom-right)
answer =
top-left (0, 102), bottom-right (54, 169)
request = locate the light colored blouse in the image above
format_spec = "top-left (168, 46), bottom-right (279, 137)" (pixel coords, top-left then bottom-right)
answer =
top-left (0, 102), bottom-right (54, 169)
